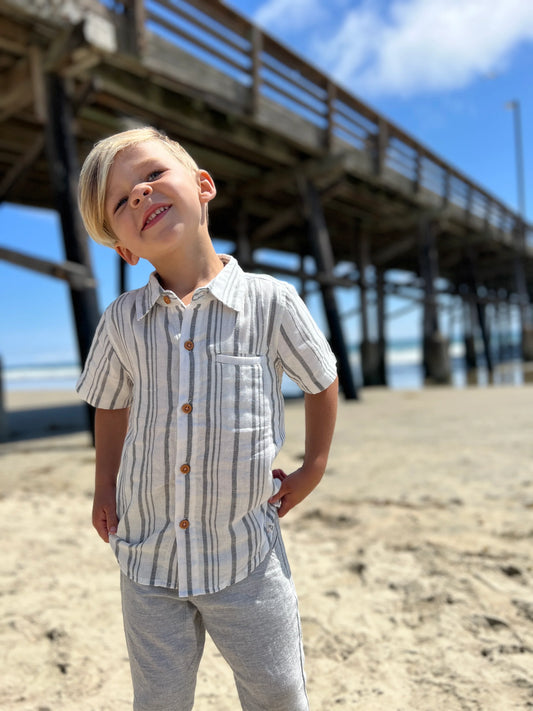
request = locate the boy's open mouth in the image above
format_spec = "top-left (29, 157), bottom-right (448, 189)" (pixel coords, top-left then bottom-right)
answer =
top-left (142, 205), bottom-right (170, 230)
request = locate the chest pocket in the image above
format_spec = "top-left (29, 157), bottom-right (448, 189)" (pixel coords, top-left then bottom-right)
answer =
top-left (212, 352), bottom-right (269, 438)
top-left (215, 354), bottom-right (262, 366)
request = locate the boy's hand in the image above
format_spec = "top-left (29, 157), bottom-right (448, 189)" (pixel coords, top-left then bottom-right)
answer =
top-left (272, 468), bottom-right (288, 482)
top-left (92, 488), bottom-right (118, 543)
top-left (269, 466), bottom-right (323, 518)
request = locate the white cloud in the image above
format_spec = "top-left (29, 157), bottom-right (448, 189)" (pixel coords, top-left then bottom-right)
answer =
top-left (254, 0), bottom-right (326, 34)
top-left (255, 0), bottom-right (533, 96)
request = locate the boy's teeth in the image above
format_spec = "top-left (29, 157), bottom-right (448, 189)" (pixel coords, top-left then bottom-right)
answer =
top-left (146, 207), bottom-right (168, 224)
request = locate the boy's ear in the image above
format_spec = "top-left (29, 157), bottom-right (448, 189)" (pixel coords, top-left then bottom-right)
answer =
top-left (197, 170), bottom-right (216, 204)
top-left (115, 244), bottom-right (140, 266)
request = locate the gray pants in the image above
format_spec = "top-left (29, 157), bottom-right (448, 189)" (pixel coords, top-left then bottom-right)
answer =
top-left (120, 534), bottom-right (309, 711)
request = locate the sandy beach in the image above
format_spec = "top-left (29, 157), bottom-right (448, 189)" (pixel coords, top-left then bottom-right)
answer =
top-left (1, 385), bottom-right (533, 710)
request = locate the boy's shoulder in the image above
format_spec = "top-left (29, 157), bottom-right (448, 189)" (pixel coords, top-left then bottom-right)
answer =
top-left (241, 269), bottom-right (297, 298)
top-left (100, 281), bottom-right (152, 333)
top-left (103, 285), bottom-right (143, 315)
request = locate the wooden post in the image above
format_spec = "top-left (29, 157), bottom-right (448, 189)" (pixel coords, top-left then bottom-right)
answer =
top-left (236, 205), bottom-right (253, 271)
top-left (374, 118), bottom-right (388, 176)
top-left (476, 301), bottom-right (493, 375)
top-left (45, 73), bottom-right (100, 437)
top-left (464, 250), bottom-right (492, 376)
top-left (513, 221), bottom-right (533, 361)
top-left (442, 168), bottom-right (450, 208)
top-left (301, 179), bottom-right (357, 399)
top-left (419, 218), bottom-right (451, 384)
top-left (463, 298), bottom-right (477, 374)
top-left (358, 231), bottom-right (370, 346)
top-left (376, 268), bottom-right (387, 385)
top-left (494, 302), bottom-right (504, 364)
top-left (413, 151), bottom-right (422, 193)
top-left (358, 232), bottom-right (384, 386)
top-left (325, 80), bottom-right (336, 152)
top-left (126, 0), bottom-right (146, 56)
top-left (299, 252), bottom-right (308, 301)
top-left (119, 254), bottom-right (127, 294)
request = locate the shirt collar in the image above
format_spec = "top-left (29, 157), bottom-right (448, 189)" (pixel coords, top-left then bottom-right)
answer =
top-left (135, 254), bottom-right (245, 320)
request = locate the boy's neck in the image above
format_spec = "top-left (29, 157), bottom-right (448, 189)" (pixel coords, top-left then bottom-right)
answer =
top-left (154, 246), bottom-right (224, 305)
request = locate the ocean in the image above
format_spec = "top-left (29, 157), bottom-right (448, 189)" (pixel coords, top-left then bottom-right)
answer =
top-left (2, 338), bottom-right (527, 394)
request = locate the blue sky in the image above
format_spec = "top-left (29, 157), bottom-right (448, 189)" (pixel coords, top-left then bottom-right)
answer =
top-left (1, 0), bottom-right (533, 368)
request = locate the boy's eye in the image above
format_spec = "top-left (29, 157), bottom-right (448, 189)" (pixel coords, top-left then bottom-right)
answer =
top-left (146, 169), bottom-right (163, 181)
top-left (114, 196), bottom-right (127, 214)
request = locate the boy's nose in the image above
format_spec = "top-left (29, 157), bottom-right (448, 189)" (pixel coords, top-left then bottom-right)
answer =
top-left (131, 185), bottom-right (152, 206)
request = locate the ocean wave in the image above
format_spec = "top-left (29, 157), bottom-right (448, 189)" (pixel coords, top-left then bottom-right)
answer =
top-left (4, 364), bottom-right (80, 390)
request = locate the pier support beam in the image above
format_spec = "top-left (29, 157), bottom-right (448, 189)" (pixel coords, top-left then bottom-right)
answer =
top-left (358, 233), bottom-right (386, 386)
top-left (301, 180), bottom-right (357, 399)
top-left (513, 226), bottom-right (533, 361)
top-left (236, 205), bottom-right (254, 272)
top-left (376, 268), bottom-right (387, 385)
top-left (119, 255), bottom-right (127, 294)
top-left (477, 302), bottom-right (493, 375)
top-left (419, 219), bottom-right (451, 384)
top-left (45, 74), bottom-right (100, 436)
top-left (462, 299), bottom-right (477, 374)
top-left (521, 328), bottom-right (533, 361)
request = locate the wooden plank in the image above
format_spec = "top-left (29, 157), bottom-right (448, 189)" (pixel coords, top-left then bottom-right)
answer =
top-left (261, 53), bottom-right (327, 102)
top-left (0, 55), bottom-right (33, 120)
top-left (261, 75), bottom-right (326, 121)
top-left (0, 133), bottom-right (44, 202)
top-left (0, 246), bottom-right (96, 288)
top-left (144, 33), bottom-right (249, 107)
top-left (186, 0), bottom-right (252, 36)
top-left (153, 0), bottom-right (249, 56)
top-left (261, 33), bottom-right (328, 88)
top-left (146, 9), bottom-right (249, 74)
top-left (251, 204), bottom-right (302, 244)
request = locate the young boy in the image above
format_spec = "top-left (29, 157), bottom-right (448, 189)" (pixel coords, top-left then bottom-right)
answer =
top-left (76, 126), bottom-right (338, 711)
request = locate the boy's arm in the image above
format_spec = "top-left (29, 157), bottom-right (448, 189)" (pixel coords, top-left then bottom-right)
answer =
top-left (93, 406), bottom-right (129, 542)
top-left (269, 376), bottom-right (338, 518)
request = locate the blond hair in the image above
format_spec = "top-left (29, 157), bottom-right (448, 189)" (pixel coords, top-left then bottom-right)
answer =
top-left (78, 127), bottom-right (199, 247)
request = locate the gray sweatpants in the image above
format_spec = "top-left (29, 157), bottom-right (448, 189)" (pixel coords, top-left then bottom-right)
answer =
top-left (120, 533), bottom-right (309, 711)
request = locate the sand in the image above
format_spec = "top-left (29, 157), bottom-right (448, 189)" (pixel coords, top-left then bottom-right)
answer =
top-left (1, 385), bottom-right (533, 710)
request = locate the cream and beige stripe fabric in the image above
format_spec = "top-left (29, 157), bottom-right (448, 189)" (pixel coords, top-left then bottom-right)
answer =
top-left (76, 256), bottom-right (337, 596)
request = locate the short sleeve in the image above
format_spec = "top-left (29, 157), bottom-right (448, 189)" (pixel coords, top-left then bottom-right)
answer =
top-left (76, 309), bottom-right (133, 409)
top-left (277, 283), bottom-right (337, 394)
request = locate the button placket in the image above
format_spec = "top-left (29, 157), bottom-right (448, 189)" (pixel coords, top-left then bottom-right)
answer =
top-left (175, 305), bottom-right (196, 588)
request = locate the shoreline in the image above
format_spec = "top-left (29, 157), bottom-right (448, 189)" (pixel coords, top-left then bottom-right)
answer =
top-left (1, 386), bottom-right (533, 709)
top-left (2, 364), bottom-right (533, 442)
top-left (3, 350), bottom-right (532, 400)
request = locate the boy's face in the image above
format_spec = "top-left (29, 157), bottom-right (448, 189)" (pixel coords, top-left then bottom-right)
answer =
top-left (105, 140), bottom-right (216, 266)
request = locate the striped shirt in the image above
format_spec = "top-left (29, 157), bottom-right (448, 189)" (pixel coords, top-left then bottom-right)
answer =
top-left (76, 255), bottom-right (337, 596)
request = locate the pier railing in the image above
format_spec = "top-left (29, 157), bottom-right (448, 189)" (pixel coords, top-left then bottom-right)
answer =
top-left (105, 0), bottom-right (528, 244)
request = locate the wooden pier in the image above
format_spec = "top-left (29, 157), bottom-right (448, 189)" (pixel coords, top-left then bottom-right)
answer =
top-left (1, 0), bottom-right (533, 398)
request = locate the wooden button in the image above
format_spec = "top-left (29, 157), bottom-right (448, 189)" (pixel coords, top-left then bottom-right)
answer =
top-left (184, 340), bottom-right (194, 351)
top-left (179, 519), bottom-right (190, 530)
top-left (180, 464), bottom-right (190, 475)
top-left (181, 403), bottom-right (192, 414)
top-left (163, 295), bottom-right (171, 304)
